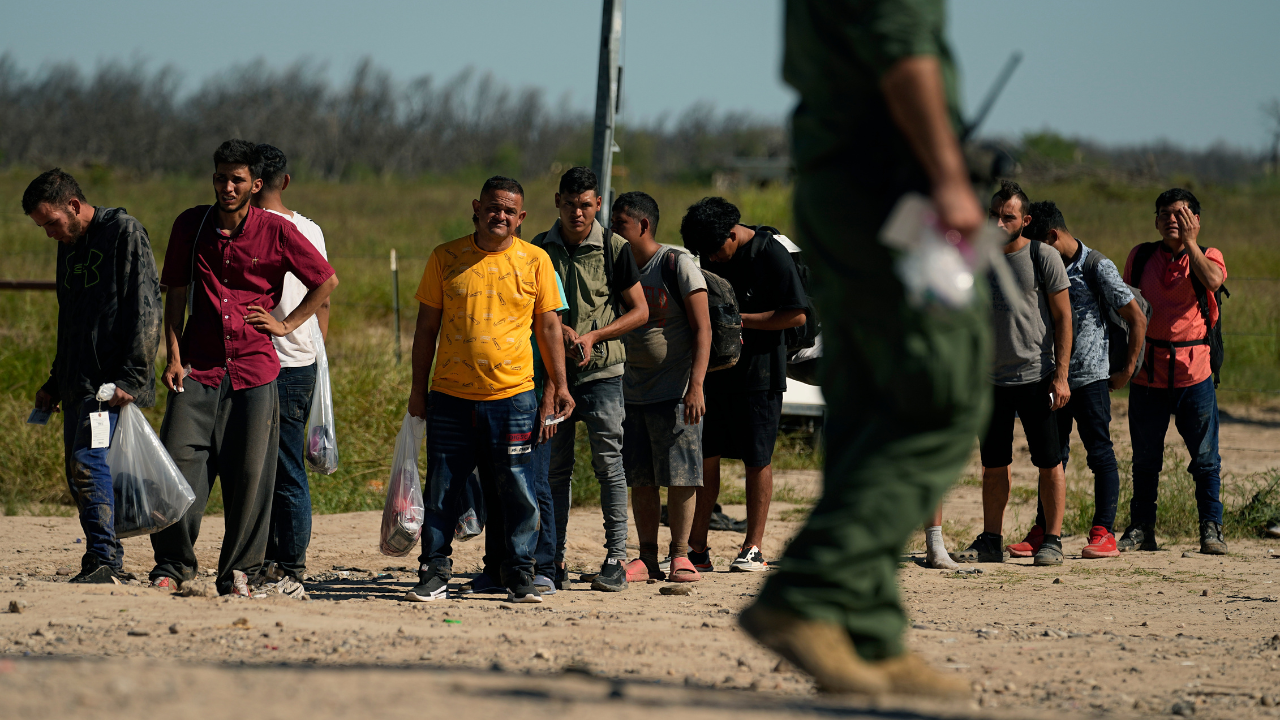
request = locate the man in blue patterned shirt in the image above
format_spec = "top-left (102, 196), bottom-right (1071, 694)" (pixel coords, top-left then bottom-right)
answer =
top-left (1020, 201), bottom-right (1147, 559)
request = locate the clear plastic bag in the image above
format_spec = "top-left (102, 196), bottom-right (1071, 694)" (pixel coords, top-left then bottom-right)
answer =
top-left (380, 413), bottom-right (426, 557)
top-left (103, 388), bottom-right (197, 539)
top-left (304, 319), bottom-right (339, 475)
top-left (454, 473), bottom-right (486, 542)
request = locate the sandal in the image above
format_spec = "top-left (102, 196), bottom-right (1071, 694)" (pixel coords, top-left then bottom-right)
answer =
top-left (667, 556), bottom-right (702, 582)
top-left (624, 559), bottom-right (651, 582)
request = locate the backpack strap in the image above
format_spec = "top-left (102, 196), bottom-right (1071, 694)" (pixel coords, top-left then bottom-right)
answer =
top-left (187, 206), bottom-right (213, 317)
top-left (659, 247), bottom-right (687, 313)
top-left (1129, 241), bottom-right (1160, 290)
top-left (1080, 246), bottom-right (1104, 306)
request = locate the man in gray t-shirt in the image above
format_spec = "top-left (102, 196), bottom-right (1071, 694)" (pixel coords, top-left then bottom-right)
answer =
top-left (611, 191), bottom-right (712, 584)
top-left (1023, 200), bottom-right (1147, 561)
top-left (955, 181), bottom-right (1074, 568)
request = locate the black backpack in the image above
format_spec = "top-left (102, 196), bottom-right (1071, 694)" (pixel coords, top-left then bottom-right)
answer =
top-left (755, 226), bottom-right (819, 352)
top-left (658, 248), bottom-right (742, 373)
top-left (1129, 242), bottom-right (1229, 388)
top-left (1080, 249), bottom-right (1153, 378)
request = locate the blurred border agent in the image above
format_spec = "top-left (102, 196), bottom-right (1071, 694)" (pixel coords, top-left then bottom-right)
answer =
top-left (1120, 189), bottom-right (1228, 555)
top-left (250, 144), bottom-right (332, 585)
top-left (25, 168), bottom-right (163, 584)
top-left (739, 0), bottom-right (990, 698)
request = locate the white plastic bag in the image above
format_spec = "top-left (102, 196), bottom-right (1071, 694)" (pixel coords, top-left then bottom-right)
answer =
top-left (379, 413), bottom-right (426, 557)
top-left (102, 386), bottom-right (197, 539)
top-left (305, 319), bottom-right (339, 475)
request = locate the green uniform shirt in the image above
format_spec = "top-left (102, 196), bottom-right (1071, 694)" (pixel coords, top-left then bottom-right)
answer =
top-left (783, 0), bottom-right (962, 176)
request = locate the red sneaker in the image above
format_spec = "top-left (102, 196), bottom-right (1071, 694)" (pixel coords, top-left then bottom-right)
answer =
top-left (1006, 525), bottom-right (1045, 558)
top-left (1082, 526), bottom-right (1120, 558)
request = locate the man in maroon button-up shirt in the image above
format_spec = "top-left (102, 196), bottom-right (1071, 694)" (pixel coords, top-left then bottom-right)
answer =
top-left (149, 140), bottom-right (338, 596)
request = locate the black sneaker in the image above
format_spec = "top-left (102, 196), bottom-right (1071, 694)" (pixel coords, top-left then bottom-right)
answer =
top-left (507, 574), bottom-right (543, 603)
top-left (1199, 521), bottom-right (1228, 555)
top-left (1117, 524), bottom-right (1157, 552)
top-left (458, 572), bottom-right (504, 595)
top-left (404, 560), bottom-right (451, 602)
top-left (688, 547), bottom-right (713, 571)
top-left (590, 558), bottom-right (627, 592)
top-left (1032, 535), bottom-right (1064, 566)
top-left (69, 564), bottom-right (120, 584)
top-left (953, 533), bottom-right (1006, 563)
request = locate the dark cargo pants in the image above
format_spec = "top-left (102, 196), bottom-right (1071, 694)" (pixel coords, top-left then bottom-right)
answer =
top-left (756, 171), bottom-right (992, 661)
top-left (149, 375), bottom-right (279, 595)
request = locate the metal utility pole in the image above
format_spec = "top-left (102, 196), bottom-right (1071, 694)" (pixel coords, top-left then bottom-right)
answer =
top-left (591, 0), bottom-right (624, 206)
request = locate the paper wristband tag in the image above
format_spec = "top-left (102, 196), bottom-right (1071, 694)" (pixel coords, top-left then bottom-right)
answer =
top-left (89, 412), bottom-right (111, 449)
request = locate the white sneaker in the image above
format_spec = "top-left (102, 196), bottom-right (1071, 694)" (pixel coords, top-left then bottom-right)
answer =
top-left (729, 546), bottom-right (769, 572)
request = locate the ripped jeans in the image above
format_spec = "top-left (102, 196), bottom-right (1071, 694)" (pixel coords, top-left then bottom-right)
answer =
top-left (62, 395), bottom-right (122, 571)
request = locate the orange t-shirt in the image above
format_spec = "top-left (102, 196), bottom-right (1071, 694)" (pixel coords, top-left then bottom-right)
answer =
top-left (1124, 244), bottom-right (1227, 389)
top-left (415, 235), bottom-right (562, 400)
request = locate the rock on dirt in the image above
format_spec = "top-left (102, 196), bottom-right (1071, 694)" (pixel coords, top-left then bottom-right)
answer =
top-left (178, 578), bottom-right (216, 597)
top-left (659, 585), bottom-right (693, 596)
top-left (8, 600), bottom-right (27, 614)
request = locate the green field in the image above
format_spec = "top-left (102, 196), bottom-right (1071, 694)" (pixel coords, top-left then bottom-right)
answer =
top-left (2, 168), bottom-right (1278, 535)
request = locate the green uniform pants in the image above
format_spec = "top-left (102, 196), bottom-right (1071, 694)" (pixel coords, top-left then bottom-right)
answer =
top-left (757, 170), bottom-right (991, 661)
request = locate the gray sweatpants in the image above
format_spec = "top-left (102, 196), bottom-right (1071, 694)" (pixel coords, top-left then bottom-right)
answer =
top-left (149, 374), bottom-right (279, 595)
top-left (548, 375), bottom-right (629, 561)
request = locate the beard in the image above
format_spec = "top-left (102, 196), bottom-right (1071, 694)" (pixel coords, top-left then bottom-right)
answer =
top-left (217, 191), bottom-right (250, 213)
top-left (64, 212), bottom-right (86, 241)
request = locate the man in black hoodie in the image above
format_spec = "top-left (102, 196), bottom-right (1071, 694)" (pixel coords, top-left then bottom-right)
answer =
top-left (25, 168), bottom-right (163, 583)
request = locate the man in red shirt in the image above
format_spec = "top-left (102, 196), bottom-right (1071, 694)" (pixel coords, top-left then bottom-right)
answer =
top-left (149, 140), bottom-right (338, 595)
top-left (1121, 188), bottom-right (1227, 555)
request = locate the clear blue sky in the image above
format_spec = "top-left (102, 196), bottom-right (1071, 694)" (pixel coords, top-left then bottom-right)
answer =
top-left (3, 0), bottom-right (1278, 150)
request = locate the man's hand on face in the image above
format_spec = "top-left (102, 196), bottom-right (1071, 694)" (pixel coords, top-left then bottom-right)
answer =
top-left (107, 387), bottom-right (135, 407)
top-left (1176, 206), bottom-right (1200, 248)
top-left (1050, 375), bottom-right (1071, 411)
top-left (34, 389), bottom-right (59, 413)
top-left (245, 306), bottom-right (289, 336)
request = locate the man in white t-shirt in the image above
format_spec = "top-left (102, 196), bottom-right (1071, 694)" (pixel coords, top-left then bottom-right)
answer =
top-left (252, 144), bottom-right (330, 584)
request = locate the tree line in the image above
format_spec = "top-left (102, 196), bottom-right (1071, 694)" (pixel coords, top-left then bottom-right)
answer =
top-left (0, 54), bottom-right (784, 184)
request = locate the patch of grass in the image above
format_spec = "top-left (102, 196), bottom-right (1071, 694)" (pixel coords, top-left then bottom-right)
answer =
top-left (1009, 485), bottom-right (1038, 505)
top-left (779, 507), bottom-right (811, 523)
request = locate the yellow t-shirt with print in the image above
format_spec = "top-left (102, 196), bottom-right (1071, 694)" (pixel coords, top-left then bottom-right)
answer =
top-left (415, 234), bottom-right (562, 400)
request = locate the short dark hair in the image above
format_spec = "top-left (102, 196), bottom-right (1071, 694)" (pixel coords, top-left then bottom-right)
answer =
top-left (481, 175), bottom-right (525, 199)
top-left (1023, 200), bottom-right (1068, 241)
top-left (612, 191), bottom-right (660, 235)
top-left (22, 168), bottom-right (86, 215)
top-left (1155, 187), bottom-right (1200, 216)
top-left (558, 166), bottom-right (598, 197)
top-left (213, 139), bottom-right (263, 179)
top-left (991, 179), bottom-right (1030, 214)
top-left (256, 144), bottom-right (288, 191)
top-left (679, 197), bottom-right (740, 257)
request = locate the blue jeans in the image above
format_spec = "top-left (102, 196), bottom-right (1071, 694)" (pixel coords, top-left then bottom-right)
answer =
top-left (481, 437), bottom-right (556, 579)
top-left (549, 375), bottom-right (629, 562)
top-left (62, 395), bottom-right (122, 571)
top-left (1128, 378), bottom-right (1222, 527)
top-left (266, 363), bottom-right (317, 581)
top-left (421, 390), bottom-right (540, 587)
top-left (1035, 379), bottom-right (1120, 532)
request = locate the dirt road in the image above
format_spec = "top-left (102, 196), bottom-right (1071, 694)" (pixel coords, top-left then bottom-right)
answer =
top-left (2, 402), bottom-right (1279, 719)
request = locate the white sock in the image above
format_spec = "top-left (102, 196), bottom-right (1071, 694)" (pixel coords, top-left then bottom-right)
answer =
top-left (925, 526), bottom-right (960, 569)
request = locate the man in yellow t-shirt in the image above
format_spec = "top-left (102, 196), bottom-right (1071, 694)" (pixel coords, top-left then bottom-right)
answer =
top-left (404, 176), bottom-right (574, 604)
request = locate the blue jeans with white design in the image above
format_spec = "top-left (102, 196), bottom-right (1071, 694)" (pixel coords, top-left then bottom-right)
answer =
top-left (421, 390), bottom-right (540, 587)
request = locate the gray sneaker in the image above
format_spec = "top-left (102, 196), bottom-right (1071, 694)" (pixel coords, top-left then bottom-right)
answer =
top-left (1199, 521), bottom-right (1228, 555)
top-left (1032, 538), bottom-right (1064, 566)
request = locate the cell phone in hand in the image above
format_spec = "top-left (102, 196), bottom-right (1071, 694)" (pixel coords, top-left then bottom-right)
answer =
top-left (574, 344), bottom-right (587, 363)
top-left (27, 408), bottom-right (51, 425)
